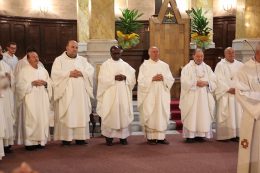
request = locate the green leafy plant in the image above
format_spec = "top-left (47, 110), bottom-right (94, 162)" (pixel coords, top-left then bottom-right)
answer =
top-left (117, 9), bottom-right (143, 34)
top-left (116, 9), bottom-right (143, 49)
top-left (190, 8), bottom-right (212, 36)
top-left (188, 8), bottom-right (212, 48)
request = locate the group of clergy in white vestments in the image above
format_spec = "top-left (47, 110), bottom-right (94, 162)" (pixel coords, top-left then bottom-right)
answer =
top-left (180, 44), bottom-right (260, 173)
top-left (0, 40), bottom-right (260, 173)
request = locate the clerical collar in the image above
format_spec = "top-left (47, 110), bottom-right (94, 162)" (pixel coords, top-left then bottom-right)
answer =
top-left (111, 58), bottom-right (121, 62)
top-left (65, 52), bottom-right (77, 59)
top-left (193, 61), bottom-right (203, 66)
top-left (224, 58), bottom-right (234, 64)
top-left (149, 59), bottom-right (159, 63)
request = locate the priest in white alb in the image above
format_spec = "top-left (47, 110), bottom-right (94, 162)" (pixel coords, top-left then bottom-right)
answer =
top-left (0, 45), bottom-right (15, 153)
top-left (16, 50), bottom-right (52, 151)
top-left (215, 47), bottom-right (243, 141)
top-left (14, 47), bottom-right (44, 77)
top-left (3, 42), bottom-right (18, 71)
top-left (14, 47), bottom-right (46, 145)
top-left (0, 47), bottom-right (10, 159)
top-left (51, 40), bottom-right (94, 145)
top-left (97, 46), bottom-right (136, 146)
top-left (179, 48), bottom-right (216, 143)
top-left (0, 95), bottom-right (5, 160)
top-left (138, 46), bottom-right (174, 145)
top-left (236, 42), bottom-right (260, 173)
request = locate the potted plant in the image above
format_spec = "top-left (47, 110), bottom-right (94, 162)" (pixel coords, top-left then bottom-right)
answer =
top-left (116, 9), bottom-right (143, 49)
top-left (189, 8), bottom-right (212, 49)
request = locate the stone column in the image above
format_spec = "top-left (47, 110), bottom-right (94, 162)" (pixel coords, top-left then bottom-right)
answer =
top-left (191, 0), bottom-right (215, 48)
top-left (87, 0), bottom-right (117, 64)
top-left (233, 0), bottom-right (260, 62)
top-left (82, 0), bottom-right (117, 112)
top-left (77, 0), bottom-right (90, 56)
top-left (77, 0), bottom-right (117, 61)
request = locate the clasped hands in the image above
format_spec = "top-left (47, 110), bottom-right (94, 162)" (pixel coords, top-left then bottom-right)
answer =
top-left (5, 72), bottom-right (11, 81)
top-left (152, 74), bottom-right (164, 82)
top-left (196, 80), bottom-right (209, 87)
top-left (227, 88), bottom-right (235, 95)
top-left (31, 80), bottom-right (47, 87)
top-left (115, 74), bottom-right (126, 81)
top-left (69, 69), bottom-right (83, 78)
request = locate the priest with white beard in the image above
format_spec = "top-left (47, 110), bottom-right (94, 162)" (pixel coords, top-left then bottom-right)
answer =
top-left (52, 40), bottom-right (94, 146)
top-left (16, 50), bottom-right (52, 151)
top-left (0, 45), bottom-right (15, 153)
top-left (236, 42), bottom-right (260, 173)
top-left (215, 47), bottom-right (243, 142)
top-left (138, 46), bottom-right (174, 145)
top-left (97, 46), bottom-right (136, 146)
top-left (180, 48), bottom-right (217, 143)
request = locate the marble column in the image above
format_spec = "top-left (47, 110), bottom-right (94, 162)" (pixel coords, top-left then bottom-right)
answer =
top-left (191, 0), bottom-right (215, 48)
top-left (233, 0), bottom-right (260, 62)
top-left (82, 0), bottom-right (117, 112)
top-left (77, 0), bottom-right (90, 55)
top-left (87, 0), bottom-right (117, 65)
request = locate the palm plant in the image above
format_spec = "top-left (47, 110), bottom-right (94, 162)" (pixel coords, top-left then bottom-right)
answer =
top-left (117, 9), bottom-right (143, 34)
top-left (190, 8), bottom-right (212, 36)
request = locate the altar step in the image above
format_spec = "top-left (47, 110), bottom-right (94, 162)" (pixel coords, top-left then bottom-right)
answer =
top-left (170, 99), bottom-right (183, 131)
top-left (129, 101), bottom-right (178, 135)
top-left (89, 100), bottom-right (181, 136)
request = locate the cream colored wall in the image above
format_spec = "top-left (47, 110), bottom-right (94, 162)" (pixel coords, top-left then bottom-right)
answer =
top-left (0, 0), bottom-right (239, 20)
top-left (0, 0), bottom-right (76, 19)
top-left (115, 0), bottom-right (190, 20)
top-left (213, 0), bottom-right (236, 16)
top-left (236, 0), bottom-right (260, 38)
top-left (114, 0), bottom-right (154, 20)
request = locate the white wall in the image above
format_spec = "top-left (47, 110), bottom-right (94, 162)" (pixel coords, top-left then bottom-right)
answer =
top-left (0, 0), bottom-right (76, 19)
top-left (213, 0), bottom-right (237, 16)
top-left (0, 0), bottom-right (237, 20)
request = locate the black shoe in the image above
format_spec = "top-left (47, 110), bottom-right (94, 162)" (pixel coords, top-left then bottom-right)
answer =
top-left (120, 138), bottom-right (128, 145)
top-left (147, 139), bottom-right (157, 145)
top-left (230, 137), bottom-right (239, 142)
top-left (157, 139), bottom-right (170, 145)
top-left (185, 138), bottom-right (195, 143)
top-left (25, 146), bottom-right (36, 151)
top-left (195, 137), bottom-right (206, 143)
top-left (62, 140), bottom-right (71, 146)
top-left (106, 137), bottom-right (113, 146)
top-left (36, 144), bottom-right (45, 149)
top-left (75, 140), bottom-right (88, 145)
top-left (4, 146), bottom-right (12, 153)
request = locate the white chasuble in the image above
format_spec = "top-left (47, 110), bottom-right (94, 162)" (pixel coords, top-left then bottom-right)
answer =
top-left (51, 52), bottom-right (94, 141)
top-left (215, 59), bottom-right (243, 140)
top-left (138, 59), bottom-right (174, 139)
top-left (235, 59), bottom-right (260, 173)
top-left (16, 65), bottom-right (52, 145)
top-left (97, 58), bottom-right (136, 138)
top-left (0, 60), bottom-right (15, 146)
top-left (180, 60), bottom-right (216, 138)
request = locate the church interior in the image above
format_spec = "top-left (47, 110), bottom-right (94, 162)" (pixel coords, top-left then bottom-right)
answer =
top-left (0, 0), bottom-right (259, 173)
